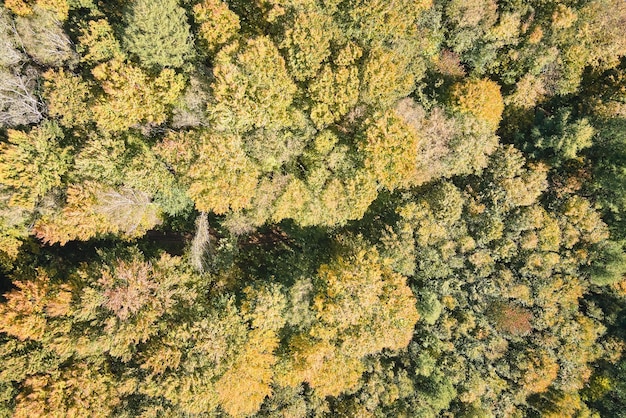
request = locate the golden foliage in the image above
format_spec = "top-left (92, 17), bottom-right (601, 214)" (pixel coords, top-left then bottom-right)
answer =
top-left (4, 0), bottom-right (33, 16)
top-left (5, 0), bottom-right (68, 20)
top-left (279, 6), bottom-right (336, 81)
top-left (216, 329), bottom-right (278, 416)
top-left (349, 0), bottom-right (432, 44)
top-left (278, 242), bottom-right (419, 397)
top-left (362, 46), bottom-right (415, 107)
top-left (77, 19), bottom-right (125, 64)
top-left (34, 183), bottom-right (162, 245)
top-left (193, 0), bottom-right (240, 54)
top-left (91, 59), bottom-right (185, 132)
top-left (0, 271), bottom-right (62, 341)
top-left (159, 130), bottom-right (260, 214)
top-left (308, 63), bottom-right (360, 128)
top-left (13, 362), bottom-right (121, 418)
top-left (450, 78), bottom-right (504, 130)
top-left (43, 69), bottom-right (93, 128)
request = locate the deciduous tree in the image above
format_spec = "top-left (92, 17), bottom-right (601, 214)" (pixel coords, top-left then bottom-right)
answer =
top-left (91, 59), bottom-right (185, 132)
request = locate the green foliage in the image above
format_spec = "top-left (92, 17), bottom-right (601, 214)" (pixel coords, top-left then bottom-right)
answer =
top-left (0, 121), bottom-right (70, 211)
top-left (365, 146), bottom-right (613, 414)
top-left (517, 108), bottom-right (596, 164)
top-left (121, 0), bottom-right (193, 68)
top-left (588, 240), bottom-right (626, 285)
top-left (441, 0), bottom-right (499, 72)
top-left (271, 131), bottom-right (379, 227)
top-left (589, 117), bottom-right (626, 238)
top-left (29, 132), bottom-right (193, 245)
top-left (1, 0), bottom-right (625, 416)
top-left (210, 36), bottom-right (298, 133)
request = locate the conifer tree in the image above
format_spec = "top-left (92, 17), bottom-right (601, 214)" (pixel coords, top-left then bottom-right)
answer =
top-left (121, 0), bottom-right (193, 68)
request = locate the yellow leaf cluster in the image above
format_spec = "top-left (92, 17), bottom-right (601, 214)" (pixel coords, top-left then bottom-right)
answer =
top-left (5, 0), bottom-right (68, 20)
top-left (193, 0), bottom-right (240, 54)
top-left (450, 78), bottom-right (504, 131)
top-left (91, 60), bottom-right (185, 132)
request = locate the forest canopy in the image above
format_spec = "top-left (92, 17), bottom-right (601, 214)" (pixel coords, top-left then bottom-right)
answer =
top-left (0, 0), bottom-right (626, 416)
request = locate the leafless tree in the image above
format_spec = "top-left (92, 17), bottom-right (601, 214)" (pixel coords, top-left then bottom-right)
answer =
top-left (15, 9), bottom-right (77, 67)
top-left (190, 211), bottom-right (212, 272)
top-left (0, 67), bottom-right (44, 127)
top-left (96, 187), bottom-right (162, 237)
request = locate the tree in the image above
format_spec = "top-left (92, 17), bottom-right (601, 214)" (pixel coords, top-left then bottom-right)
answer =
top-left (0, 7), bottom-right (25, 68)
top-left (277, 4), bottom-right (337, 81)
top-left (77, 18), bottom-right (125, 64)
top-left (4, 0), bottom-right (69, 20)
top-left (360, 109), bottom-right (420, 191)
top-left (1, 1), bottom-right (625, 415)
top-left (361, 46), bottom-right (415, 108)
top-left (393, 99), bottom-right (499, 184)
top-left (34, 182), bottom-right (162, 245)
top-left (516, 108), bottom-right (595, 165)
top-left (121, 0), bottom-right (193, 68)
top-left (348, 0), bottom-right (432, 46)
top-left (209, 36), bottom-right (298, 133)
top-left (193, 0), bottom-right (240, 55)
top-left (588, 117), bottom-right (626, 241)
top-left (155, 129), bottom-right (260, 215)
top-left (307, 59), bottom-right (360, 129)
top-left (271, 131), bottom-right (379, 227)
top-left (91, 59), bottom-right (186, 132)
top-left (449, 77), bottom-right (504, 131)
top-left (441, 0), bottom-right (499, 73)
top-left (363, 144), bottom-right (614, 414)
top-left (27, 128), bottom-right (190, 246)
top-left (15, 6), bottom-right (77, 67)
top-left (12, 360), bottom-right (123, 418)
top-left (0, 121), bottom-right (71, 211)
top-left (43, 69), bottom-right (93, 128)
top-left (0, 67), bottom-right (44, 128)
top-left (277, 239), bottom-right (419, 397)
